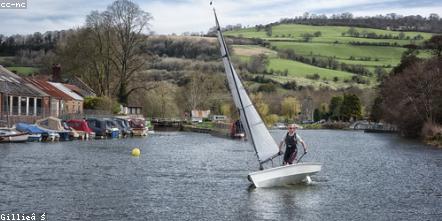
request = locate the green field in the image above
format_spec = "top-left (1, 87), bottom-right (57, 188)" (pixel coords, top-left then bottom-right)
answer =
top-left (231, 44), bottom-right (374, 89)
top-left (227, 24), bottom-right (433, 44)
top-left (5, 66), bottom-right (39, 75)
top-left (268, 58), bottom-right (354, 79)
top-left (271, 41), bottom-right (405, 62)
top-left (225, 23), bottom-right (434, 89)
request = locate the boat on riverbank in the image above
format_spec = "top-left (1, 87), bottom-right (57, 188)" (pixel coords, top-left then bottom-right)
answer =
top-left (86, 118), bottom-right (119, 138)
top-left (36, 117), bottom-right (73, 141)
top-left (213, 9), bottom-right (321, 188)
top-left (0, 128), bottom-right (29, 143)
top-left (15, 122), bottom-right (58, 142)
top-left (66, 119), bottom-right (95, 139)
top-left (128, 118), bottom-right (148, 136)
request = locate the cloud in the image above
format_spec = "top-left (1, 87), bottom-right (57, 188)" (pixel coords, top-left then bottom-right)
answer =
top-left (0, 0), bottom-right (440, 35)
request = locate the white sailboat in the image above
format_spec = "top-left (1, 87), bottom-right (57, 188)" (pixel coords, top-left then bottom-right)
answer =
top-left (213, 9), bottom-right (322, 188)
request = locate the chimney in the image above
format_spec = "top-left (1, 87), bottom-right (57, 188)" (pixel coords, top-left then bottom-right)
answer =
top-left (52, 64), bottom-right (62, 82)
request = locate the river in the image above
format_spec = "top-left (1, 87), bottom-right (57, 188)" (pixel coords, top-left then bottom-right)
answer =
top-left (0, 130), bottom-right (441, 220)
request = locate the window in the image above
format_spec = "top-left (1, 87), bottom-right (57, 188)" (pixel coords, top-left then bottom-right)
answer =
top-left (29, 98), bottom-right (35, 115)
top-left (3, 95), bottom-right (9, 113)
top-left (36, 99), bottom-right (42, 116)
top-left (20, 97), bottom-right (27, 115)
top-left (12, 96), bottom-right (18, 115)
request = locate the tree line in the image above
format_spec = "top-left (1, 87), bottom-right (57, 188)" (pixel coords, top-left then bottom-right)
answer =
top-left (277, 12), bottom-right (442, 33)
top-left (371, 35), bottom-right (442, 139)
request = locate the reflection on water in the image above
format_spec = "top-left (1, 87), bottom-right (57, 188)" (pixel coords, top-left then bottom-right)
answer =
top-left (0, 130), bottom-right (441, 220)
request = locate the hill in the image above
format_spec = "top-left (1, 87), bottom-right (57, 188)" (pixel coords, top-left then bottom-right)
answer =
top-left (226, 24), bottom-right (434, 89)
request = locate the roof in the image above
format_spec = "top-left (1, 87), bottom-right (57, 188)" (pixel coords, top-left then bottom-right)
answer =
top-left (25, 83), bottom-right (50, 97)
top-left (25, 78), bottom-right (73, 100)
top-left (0, 65), bottom-right (21, 80)
top-left (0, 65), bottom-right (47, 97)
top-left (63, 84), bottom-right (89, 97)
top-left (68, 77), bottom-right (96, 97)
top-left (49, 82), bottom-right (83, 101)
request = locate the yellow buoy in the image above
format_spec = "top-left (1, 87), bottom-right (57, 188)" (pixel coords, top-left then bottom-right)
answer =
top-left (131, 148), bottom-right (141, 157)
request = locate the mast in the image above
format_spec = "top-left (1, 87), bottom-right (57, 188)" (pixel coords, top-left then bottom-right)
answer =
top-left (213, 9), bottom-right (264, 170)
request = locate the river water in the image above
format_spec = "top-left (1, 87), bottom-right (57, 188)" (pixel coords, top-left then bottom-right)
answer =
top-left (0, 130), bottom-right (441, 220)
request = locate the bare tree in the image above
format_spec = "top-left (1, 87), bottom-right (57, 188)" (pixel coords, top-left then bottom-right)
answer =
top-left (106, 0), bottom-right (153, 104)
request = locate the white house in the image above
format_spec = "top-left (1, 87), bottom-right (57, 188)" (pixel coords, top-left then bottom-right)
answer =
top-left (191, 110), bottom-right (210, 123)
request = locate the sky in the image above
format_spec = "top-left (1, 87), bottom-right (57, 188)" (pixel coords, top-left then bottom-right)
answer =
top-left (0, 0), bottom-right (441, 36)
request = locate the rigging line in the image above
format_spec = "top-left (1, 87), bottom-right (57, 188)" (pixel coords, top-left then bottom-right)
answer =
top-left (214, 9), bottom-right (263, 170)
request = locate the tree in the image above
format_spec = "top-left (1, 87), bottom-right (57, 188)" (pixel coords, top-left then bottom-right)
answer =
top-left (143, 82), bottom-right (179, 118)
top-left (424, 35), bottom-right (442, 57)
top-left (257, 83), bottom-right (276, 93)
top-left (106, 0), bottom-right (153, 104)
top-left (374, 66), bottom-right (388, 81)
top-left (380, 57), bottom-right (442, 137)
top-left (313, 31), bottom-right (322, 37)
top-left (247, 54), bottom-right (269, 74)
top-left (281, 97), bottom-right (301, 120)
top-left (340, 94), bottom-right (362, 121)
top-left (264, 25), bottom-right (272, 37)
top-left (300, 33), bottom-right (314, 42)
top-left (369, 96), bottom-right (383, 122)
top-left (329, 96), bottom-right (343, 121)
top-left (313, 108), bottom-right (321, 122)
top-left (251, 93), bottom-right (271, 125)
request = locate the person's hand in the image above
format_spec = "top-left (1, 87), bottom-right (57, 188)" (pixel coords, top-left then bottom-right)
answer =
top-left (304, 149), bottom-right (308, 154)
top-left (278, 150), bottom-right (283, 155)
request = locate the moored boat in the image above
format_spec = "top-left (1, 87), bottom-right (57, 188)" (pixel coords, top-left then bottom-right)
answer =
top-left (35, 117), bottom-right (71, 141)
top-left (86, 118), bottom-right (120, 138)
top-left (66, 119), bottom-right (95, 139)
top-left (0, 128), bottom-right (29, 143)
top-left (15, 122), bottom-right (56, 142)
top-left (128, 118), bottom-right (148, 136)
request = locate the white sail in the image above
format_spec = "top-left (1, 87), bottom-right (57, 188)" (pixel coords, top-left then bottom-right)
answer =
top-left (214, 10), bottom-right (279, 165)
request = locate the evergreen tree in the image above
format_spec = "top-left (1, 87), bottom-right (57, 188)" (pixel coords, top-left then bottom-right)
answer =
top-left (340, 94), bottom-right (362, 121)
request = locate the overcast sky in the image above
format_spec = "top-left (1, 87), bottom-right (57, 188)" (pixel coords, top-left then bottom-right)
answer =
top-left (0, 0), bottom-right (441, 36)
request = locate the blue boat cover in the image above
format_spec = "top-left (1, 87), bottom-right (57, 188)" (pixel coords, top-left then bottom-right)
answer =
top-left (16, 123), bottom-right (47, 134)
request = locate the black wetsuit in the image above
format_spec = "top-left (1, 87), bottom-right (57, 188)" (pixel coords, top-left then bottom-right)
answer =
top-left (284, 132), bottom-right (298, 164)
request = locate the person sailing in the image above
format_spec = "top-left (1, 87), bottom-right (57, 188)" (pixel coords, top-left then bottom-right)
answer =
top-left (278, 124), bottom-right (308, 165)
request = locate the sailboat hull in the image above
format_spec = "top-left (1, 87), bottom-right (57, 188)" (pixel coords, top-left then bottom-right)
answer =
top-left (248, 163), bottom-right (322, 188)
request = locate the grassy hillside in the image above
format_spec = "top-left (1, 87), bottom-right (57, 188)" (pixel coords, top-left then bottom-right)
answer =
top-left (5, 66), bottom-right (38, 75)
top-left (227, 24), bottom-right (432, 44)
top-left (232, 45), bottom-right (372, 89)
top-left (225, 23), bottom-right (434, 89)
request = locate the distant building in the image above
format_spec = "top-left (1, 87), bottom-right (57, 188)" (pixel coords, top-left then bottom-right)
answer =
top-left (25, 78), bottom-right (84, 117)
top-left (191, 110), bottom-right (211, 123)
top-left (0, 65), bottom-right (50, 126)
top-left (49, 82), bottom-right (84, 115)
top-left (121, 105), bottom-right (142, 115)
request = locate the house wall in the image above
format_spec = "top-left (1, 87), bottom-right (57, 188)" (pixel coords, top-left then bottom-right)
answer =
top-left (50, 98), bottom-right (60, 117)
top-left (0, 94), bottom-right (49, 127)
top-left (64, 100), bottom-right (83, 114)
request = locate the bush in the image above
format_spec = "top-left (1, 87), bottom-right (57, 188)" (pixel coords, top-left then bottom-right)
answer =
top-left (84, 96), bottom-right (121, 114)
top-left (306, 73), bottom-right (320, 80)
top-left (257, 83), bottom-right (276, 93)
